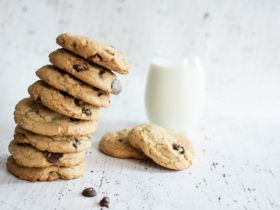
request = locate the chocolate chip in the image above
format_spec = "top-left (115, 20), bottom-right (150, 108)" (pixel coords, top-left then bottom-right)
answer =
top-left (72, 41), bottom-right (77, 48)
top-left (98, 92), bottom-right (103, 97)
top-left (82, 108), bottom-right (91, 116)
top-left (73, 138), bottom-right (81, 148)
top-left (172, 144), bottom-right (185, 154)
top-left (43, 152), bottom-right (63, 164)
top-left (73, 64), bottom-right (88, 72)
top-left (75, 138), bottom-right (81, 145)
top-left (70, 117), bottom-right (80, 122)
top-left (82, 187), bottom-right (97, 197)
top-left (90, 53), bottom-right (102, 62)
top-left (99, 69), bottom-right (106, 75)
top-left (111, 79), bottom-right (122, 95)
top-left (74, 98), bottom-right (82, 106)
top-left (99, 196), bottom-right (109, 208)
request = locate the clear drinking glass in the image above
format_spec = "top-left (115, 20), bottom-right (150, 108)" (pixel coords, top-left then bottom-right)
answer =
top-left (145, 56), bottom-right (206, 133)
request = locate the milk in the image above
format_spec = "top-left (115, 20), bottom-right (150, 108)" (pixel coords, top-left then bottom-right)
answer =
top-left (145, 57), bottom-right (206, 133)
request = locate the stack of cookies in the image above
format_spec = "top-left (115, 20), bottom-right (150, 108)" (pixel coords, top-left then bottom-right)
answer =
top-left (7, 33), bottom-right (130, 181)
top-left (99, 124), bottom-right (195, 170)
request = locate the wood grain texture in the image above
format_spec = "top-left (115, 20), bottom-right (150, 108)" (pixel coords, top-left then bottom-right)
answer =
top-left (0, 0), bottom-right (279, 209)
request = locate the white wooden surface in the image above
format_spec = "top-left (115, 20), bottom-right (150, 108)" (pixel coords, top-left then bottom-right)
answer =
top-left (0, 0), bottom-right (280, 209)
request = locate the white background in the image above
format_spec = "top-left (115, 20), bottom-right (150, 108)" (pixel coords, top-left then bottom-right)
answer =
top-left (0, 0), bottom-right (279, 209)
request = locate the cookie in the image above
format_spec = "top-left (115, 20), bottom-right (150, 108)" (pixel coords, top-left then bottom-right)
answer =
top-left (36, 65), bottom-right (113, 106)
top-left (7, 156), bottom-right (85, 181)
top-left (49, 49), bottom-right (122, 94)
top-left (28, 80), bottom-right (101, 119)
top-left (9, 140), bottom-right (85, 167)
top-left (128, 124), bottom-right (195, 170)
top-left (99, 129), bottom-right (147, 160)
top-left (14, 98), bottom-right (98, 136)
top-left (28, 80), bottom-right (100, 120)
top-left (56, 33), bottom-right (130, 74)
top-left (14, 126), bottom-right (91, 153)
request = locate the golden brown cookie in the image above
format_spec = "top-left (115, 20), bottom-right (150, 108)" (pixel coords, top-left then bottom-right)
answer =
top-left (14, 126), bottom-right (91, 153)
top-left (14, 98), bottom-right (98, 136)
top-left (128, 124), bottom-right (195, 170)
top-left (9, 140), bottom-right (85, 167)
top-left (28, 80), bottom-right (101, 120)
top-left (99, 129), bottom-right (147, 159)
top-left (49, 49), bottom-right (122, 94)
top-left (36, 65), bottom-right (113, 106)
top-left (7, 156), bottom-right (85, 181)
top-left (56, 33), bottom-right (130, 74)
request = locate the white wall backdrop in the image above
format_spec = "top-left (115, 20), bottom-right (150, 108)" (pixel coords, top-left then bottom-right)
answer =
top-left (0, 0), bottom-right (279, 139)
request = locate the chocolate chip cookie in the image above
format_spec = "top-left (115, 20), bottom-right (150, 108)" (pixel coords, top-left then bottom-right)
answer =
top-left (7, 156), bottom-right (85, 181)
top-left (128, 124), bottom-right (195, 170)
top-left (9, 140), bottom-right (85, 167)
top-left (36, 65), bottom-right (113, 106)
top-left (28, 80), bottom-right (100, 120)
top-left (99, 129), bottom-right (147, 159)
top-left (49, 49), bottom-right (122, 94)
top-left (14, 98), bottom-right (98, 136)
top-left (56, 33), bottom-right (130, 74)
top-left (14, 126), bottom-right (91, 153)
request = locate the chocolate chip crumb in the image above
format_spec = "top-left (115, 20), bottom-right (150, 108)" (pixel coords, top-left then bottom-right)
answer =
top-left (82, 108), bottom-right (91, 116)
top-left (43, 152), bottom-right (63, 164)
top-left (172, 144), bottom-right (185, 154)
top-left (111, 79), bottom-right (122, 95)
top-left (99, 196), bottom-right (109, 208)
top-left (82, 187), bottom-right (97, 197)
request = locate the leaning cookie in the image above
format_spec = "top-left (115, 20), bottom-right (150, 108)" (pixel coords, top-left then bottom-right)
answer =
top-left (28, 80), bottom-right (100, 120)
top-left (9, 141), bottom-right (85, 168)
top-left (7, 156), bottom-right (85, 181)
top-left (128, 124), bottom-right (195, 170)
top-left (99, 129), bottom-right (147, 160)
top-left (14, 98), bottom-right (98, 136)
top-left (49, 49), bottom-right (121, 94)
top-left (56, 33), bottom-right (130, 74)
top-left (14, 126), bottom-right (91, 153)
top-left (36, 65), bottom-right (113, 106)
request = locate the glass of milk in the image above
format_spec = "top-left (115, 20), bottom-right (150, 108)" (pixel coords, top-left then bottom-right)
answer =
top-left (145, 56), bottom-right (206, 133)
